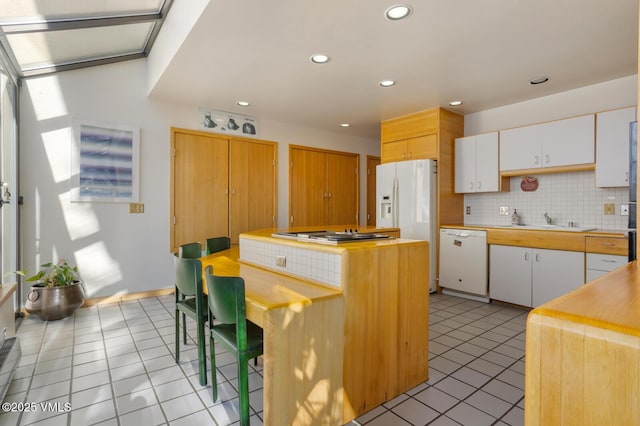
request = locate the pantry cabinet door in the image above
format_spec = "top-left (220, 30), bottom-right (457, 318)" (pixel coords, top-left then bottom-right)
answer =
top-left (229, 139), bottom-right (277, 244)
top-left (327, 152), bottom-right (359, 226)
top-left (289, 148), bottom-right (327, 226)
top-left (171, 132), bottom-right (228, 252)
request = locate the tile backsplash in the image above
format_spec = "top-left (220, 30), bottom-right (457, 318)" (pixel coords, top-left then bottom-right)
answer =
top-left (464, 171), bottom-right (629, 230)
top-left (239, 237), bottom-right (342, 287)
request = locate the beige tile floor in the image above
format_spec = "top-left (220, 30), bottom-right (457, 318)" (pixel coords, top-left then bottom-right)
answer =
top-left (0, 293), bottom-right (528, 425)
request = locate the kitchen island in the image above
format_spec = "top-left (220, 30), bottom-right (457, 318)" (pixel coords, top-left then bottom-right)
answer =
top-left (202, 228), bottom-right (429, 424)
top-left (525, 260), bottom-right (640, 425)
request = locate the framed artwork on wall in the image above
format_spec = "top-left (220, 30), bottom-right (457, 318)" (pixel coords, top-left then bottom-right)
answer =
top-left (71, 120), bottom-right (140, 202)
top-left (198, 107), bottom-right (259, 137)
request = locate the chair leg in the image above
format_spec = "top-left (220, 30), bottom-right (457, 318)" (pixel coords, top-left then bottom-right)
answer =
top-left (197, 317), bottom-right (207, 386)
top-left (238, 355), bottom-right (250, 426)
top-left (182, 313), bottom-right (187, 344)
top-left (174, 308), bottom-right (180, 363)
top-left (210, 335), bottom-right (218, 402)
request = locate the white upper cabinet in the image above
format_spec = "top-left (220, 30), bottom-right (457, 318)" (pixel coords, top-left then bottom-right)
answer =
top-left (499, 114), bottom-right (595, 172)
top-left (455, 132), bottom-right (499, 193)
top-left (595, 106), bottom-right (637, 187)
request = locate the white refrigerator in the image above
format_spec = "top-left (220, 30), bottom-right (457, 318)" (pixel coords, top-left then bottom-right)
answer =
top-left (376, 159), bottom-right (437, 292)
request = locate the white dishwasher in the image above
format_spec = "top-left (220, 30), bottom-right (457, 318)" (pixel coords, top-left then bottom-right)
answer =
top-left (439, 229), bottom-right (488, 298)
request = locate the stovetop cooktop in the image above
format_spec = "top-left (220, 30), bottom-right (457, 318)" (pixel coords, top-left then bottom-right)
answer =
top-left (271, 230), bottom-right (392, 245)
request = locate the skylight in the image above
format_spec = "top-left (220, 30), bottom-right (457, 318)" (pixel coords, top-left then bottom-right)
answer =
top-left (0, 0), bottom-right (173, 78)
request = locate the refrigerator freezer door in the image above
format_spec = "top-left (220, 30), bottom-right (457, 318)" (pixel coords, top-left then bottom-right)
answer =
top-left (376, 162), bottom-right (397, 228)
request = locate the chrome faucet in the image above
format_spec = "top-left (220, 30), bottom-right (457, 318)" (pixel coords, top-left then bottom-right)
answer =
top-left (544, 212), bottom-right (552, 225)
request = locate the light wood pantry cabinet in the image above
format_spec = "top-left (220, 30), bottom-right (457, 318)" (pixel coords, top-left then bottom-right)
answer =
top-left (489, 244), bottom-right (584, 307)
top-left (170, 127), bottom-right (277, 251)
top-left (289, 145), bottom-right (359, 227)
top-left (499, 114), bottom-right (595, 173)
top-left (595, 106), bottom-right (637, 187)
top-left (454, 132), bottom-right (500, 193)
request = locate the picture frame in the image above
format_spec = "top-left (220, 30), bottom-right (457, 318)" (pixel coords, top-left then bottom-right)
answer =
top-left (198, 107), bottom-right (259, 137)
top-left (71, 120), bottom-right (140, 203)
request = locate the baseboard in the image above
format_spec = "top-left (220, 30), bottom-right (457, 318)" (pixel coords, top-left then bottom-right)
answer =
top-left (82, 288), bottom-right (174, 307)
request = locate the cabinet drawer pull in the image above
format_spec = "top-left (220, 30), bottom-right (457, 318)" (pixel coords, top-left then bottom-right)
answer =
top-left (601, 243), bottom-right (615, 246)
top-left (601, 259), bottom-right (617, 263)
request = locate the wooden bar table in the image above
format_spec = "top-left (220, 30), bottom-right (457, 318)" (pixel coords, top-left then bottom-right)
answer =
top-left (525, 260), bottom-right (640, 425)
top-left (200, 247), bottom-right (345, 425)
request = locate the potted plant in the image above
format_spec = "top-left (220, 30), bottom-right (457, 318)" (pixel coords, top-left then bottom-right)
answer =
top-left (17, 260), bottom-right (85, 321)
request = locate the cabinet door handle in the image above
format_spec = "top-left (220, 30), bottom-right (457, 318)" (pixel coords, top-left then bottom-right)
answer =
top-left (408, 152), bottom-right (412, 158)
top-left (535, 253), bottom-right (541, 262)
top-left (524, 253), bottom-right (529, 261)
top-left (328, 192), bottom-right (332, 198)
top-left (469, 182), bottom-right (474, 190)
top-left (231, 188), bottom-right (236, 196)
top-left (401, 153), bottom-right (406, 159)
top-left (534, 155), bottom-right (540, 165)
top-left (625, 171), bottom-right (629, 182)
top-left (324, 192), bottom-right (328, 198)
top-left (477, 181), bottom-right (482, 190)
top-left (545, 154), bottom-right (550, 164)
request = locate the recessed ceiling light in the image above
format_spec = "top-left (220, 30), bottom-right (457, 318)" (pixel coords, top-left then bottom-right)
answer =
top-left (529, 76), bottom-right (549, 85)
top-left (340, 123), bottom-right (351, 128)
top-left (379, 80), bottom-right (396, 87)
top-left (449, 100), bottom-right (463, 107)
top-left (385, 4), bottom-right (413, 20)
top-left (236, 101), bottom-right (250, 107)
top-left (310, 54), bottom-right (330, 64)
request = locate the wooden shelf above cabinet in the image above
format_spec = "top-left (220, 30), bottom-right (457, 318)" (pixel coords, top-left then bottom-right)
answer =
top-left (499, 163), bottom-right (595, 177)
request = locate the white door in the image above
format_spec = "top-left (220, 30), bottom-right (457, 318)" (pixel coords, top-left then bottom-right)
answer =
top-left (375, 162), bottom-right (396, 228)
top-left (541, 114), bottom-right (595, 167)
top-left (475, 132), bottom-right (499, 192)
top-left (454, 136), bottom-right (476, 193)
top-left (532, 249), bottom-right (584, 307)
top-left (596, 107), bottom-right (636, 187)
top-left (499, 125), bottom-right (542, 171)
top-left (489, 245), bottom-right (532, 306)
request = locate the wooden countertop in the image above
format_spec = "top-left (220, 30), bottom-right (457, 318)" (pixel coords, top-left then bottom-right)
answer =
top-left (531, 260), bottom-right (640, 336)
top-left (440, 224), bottom-right (628, 252)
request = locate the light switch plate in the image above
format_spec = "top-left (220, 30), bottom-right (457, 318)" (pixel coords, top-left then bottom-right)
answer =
top-left (129, 203), bottom-right (144, 213)
top-left (499, 206), bottom-right (509, 216)
top-left (604, 203), bottom-right (615, 215)
top-left (276, 256), bottom-right (286, 267)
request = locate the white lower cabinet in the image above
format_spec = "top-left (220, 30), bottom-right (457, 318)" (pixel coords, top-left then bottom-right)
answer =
top-left (586, 253), bottom-right (627, 281)
top-left (490, 245), bottom-right (584, 307)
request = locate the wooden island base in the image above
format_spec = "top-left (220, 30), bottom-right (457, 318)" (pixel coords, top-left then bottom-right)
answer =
top-left (525, 261), bottom-right (640, 425)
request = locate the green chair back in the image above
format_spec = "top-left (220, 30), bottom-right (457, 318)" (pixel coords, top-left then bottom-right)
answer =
top-left (205, 236), bottom-right (231, 255)
top-left (179, 241), bottom-right (202, 259)
top-left (174, 255), bottom-right (203, 297)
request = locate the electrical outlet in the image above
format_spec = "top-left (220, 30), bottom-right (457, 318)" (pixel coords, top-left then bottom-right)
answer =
top-left (621, 204), bottom-right (630, 216)
top-left (604, 203), bottom-right (615, 215)
top-left (466, 206), bottom-right (471, 215)
top-left (129, 203), bottom-right (144, 213)
top-left (276, 256), bottom-right (286, 267)
top-left (499, 206), bottom-right (509, 216)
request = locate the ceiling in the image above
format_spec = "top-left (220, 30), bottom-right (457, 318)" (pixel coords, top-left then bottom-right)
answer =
top-left (148, 0), bottom-right (639, 139)
top-left (3, 0), bottom-right (639, 140)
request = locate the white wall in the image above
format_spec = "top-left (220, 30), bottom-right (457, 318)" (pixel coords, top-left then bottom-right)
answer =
top-left (464, 75), bottom-right (637, 134)
top-left (18, 59), bottom-right (379, 300)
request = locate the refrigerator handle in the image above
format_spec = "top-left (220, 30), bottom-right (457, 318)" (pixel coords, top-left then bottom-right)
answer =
top-left (392, 177), bottom-right (399, 228)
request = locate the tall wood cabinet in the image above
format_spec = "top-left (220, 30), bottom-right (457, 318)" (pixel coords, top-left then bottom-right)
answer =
top-left (381, 107), bottom-right (464, 229)
top-left (289, 145), bottom-right (359, 227)
top-left (170, 127), bottom-right (277, 251)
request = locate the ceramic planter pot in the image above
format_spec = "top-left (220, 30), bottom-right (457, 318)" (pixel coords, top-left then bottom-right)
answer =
top-left (25, 282), bottom-right (85, 321)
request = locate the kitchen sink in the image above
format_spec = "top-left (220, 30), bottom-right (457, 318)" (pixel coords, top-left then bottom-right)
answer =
top-left (491, 224), bottom-right (596, 232)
